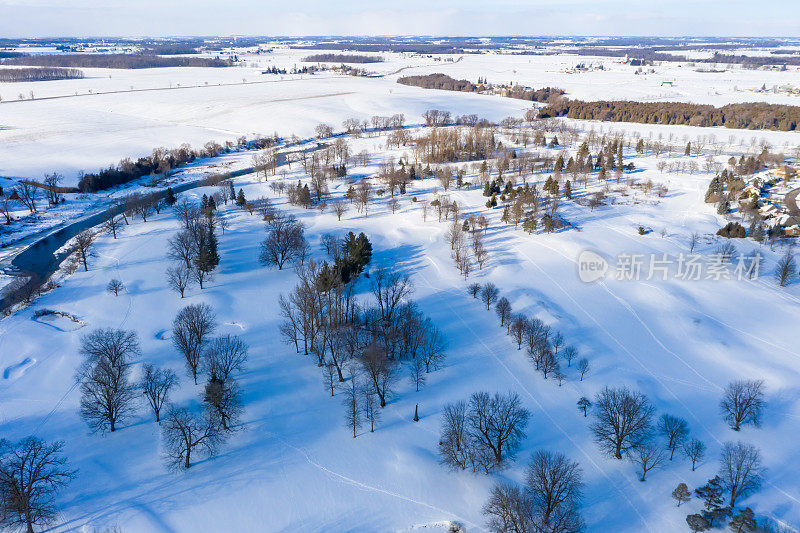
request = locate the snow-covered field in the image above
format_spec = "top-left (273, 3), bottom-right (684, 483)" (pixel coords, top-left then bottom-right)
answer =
top-left (2, 46), bottom-right (799, 185)
top-left (1, 127), bottom-right (799, 531)
top-left (2, 44), bottom-right (800, 532)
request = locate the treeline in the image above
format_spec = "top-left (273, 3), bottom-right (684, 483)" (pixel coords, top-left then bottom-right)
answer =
top-left (302, 53), bottom-right (383, 63)
top-left (78, 135), bottom-right (277, 193)
top-left (292, 43), bottom-right (468, 54)
top-left (398, 73), bottom-right (478, 92)
top-left (569, 47), bottom-right (800, 67)
top-left (0, 67), bottom-right (84, 82)
top-left (397, 73), bottom-right (564, 103)
top-left (540, 99), bottom-right (800, 131)
top-left (3, 54), bottom-right (232, 69)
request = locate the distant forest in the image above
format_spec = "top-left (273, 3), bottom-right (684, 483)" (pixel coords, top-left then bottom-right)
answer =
top-left (565, 47), bottom-right (800, 67)
top-left (0, 67), bottom-right (84, 82)
top-left (293, 43), bottom-right (472, 54)
top-left (3, 54), bottom-right (232, 69)
top-left (539, 99), bottom-right (800, 131)
top-left (397, 73), bottom-right (564, 103)
top-left (302, 53), bottom-right (383, 63)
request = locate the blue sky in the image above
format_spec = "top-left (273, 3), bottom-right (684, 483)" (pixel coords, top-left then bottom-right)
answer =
top-left (1, 0), bottom-right (798, 38)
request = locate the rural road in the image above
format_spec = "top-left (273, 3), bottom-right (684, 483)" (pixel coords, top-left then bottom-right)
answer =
top-left (784, 187), bottom-right (800, 217)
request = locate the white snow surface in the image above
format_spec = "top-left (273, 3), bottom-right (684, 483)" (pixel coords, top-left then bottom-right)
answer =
top-left (1, 137), bottom-right (799, 531)
top-left (1, 48), bottom-right (800, 532)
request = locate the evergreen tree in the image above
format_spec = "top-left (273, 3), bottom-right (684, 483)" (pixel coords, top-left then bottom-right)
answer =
top-left (522, 217), bottom-right (537, 234)
top-left (686, 142), bottom-right (692, 156)
top-left (564, 180), bottom-right (572, 199)
top-left (337, 231), bottom-right (372, 283)
top-left (299, 184), bottom-right (313, 208)
top-left (728, 508), bottom-right (756, 533)
top-left (164, 187), bottom-right (177, 206)
top-left (236, 189), bottom-right (246, 206)
top-left (542, 214), bottom-right (555, 233)
top-left (695, 477), bottom-right (728, 527)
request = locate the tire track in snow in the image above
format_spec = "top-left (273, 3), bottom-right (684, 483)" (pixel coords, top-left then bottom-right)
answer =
top-left (418, 258), bottom-right (653, 531)
top-left (268, 432), bottom-right (485, 531)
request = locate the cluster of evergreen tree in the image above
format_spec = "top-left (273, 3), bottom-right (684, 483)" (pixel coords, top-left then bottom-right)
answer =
top-left (4, 53), bottom-right (232, 69)
top-left (0, 66), bottom-right (84, 81)
top-left (540, 99), bottom-right (800, 131)
top-left (79, 145), bottom-right (202, 192)
top-left (397, 72), bottom-right (564, 104)
top-left (334, 232), bottom-right (373, 283)
top-left (302, 53), bottom-right (383, 63)
top-left (262, 65), bottom-right (287, 74)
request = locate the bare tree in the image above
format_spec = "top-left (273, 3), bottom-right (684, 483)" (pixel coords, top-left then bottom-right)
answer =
top-left (106, 278), bottom-right (124, 296)
top-left (467, 282), bottom-right (481, 299)
top-left (73, 230), bottom-right (94, 271)
top-left (78, 331), bottom-right (138, 433)
top-left (362, 386), bottom-right (381, 433)
top-left (259, 215), bottom-right (307, 269)
top-left (341, 365), bottom-right (362, 438)
top-left (525, 450), bottom-right (584, 532)
top-left (480, 282), bottom-right (500, 311)
top-left (561, 345), bottom-right (577, 368)
top-left (172, 303), bottom-right (217, 384)
top-left (201, 334), bottom-right (248, 381)
top-left (103, 209), bottom-right (123, 239)
top-left (683, 438), bottom-right (706, 471)
top-left (0, 195), bottom-right (13, 224)
top-left (167, 230), bottom-right (195, 269)
top-left (370, 268), bottom-right (414, 324)
top-left (467, 391), bottom-right (530, 466)
top-left (483, 482), bottom-right (534, 533)
top-left (420, 322), bottom-right (447, 373)
top-left (577, 358), bottom-right (589, 381)
top-left (42, 173), bottom-right (62, 205)
top-left (408, 356), bottom-right (426, 392)
top-left (13, 182), bottom-right (37, 214)
top-left (79, 328), bottom-right (140, 367)
top-left (203, 375), bottom-right (242, 431)
top-left (628, 442), bottom-right (666, 481)
top-left (510, 315), bottom-right (527, 350)
top-left (495, 297), bottom-right (512, 328)
top-left (672, 483), bottom-right (691, 507)
top-left (331, 199), bottom-right (348, 221)
top-left (658, 414), bottom-right (689, 460)
top-left (439, 400), bottom-right (482, 471)
top-left (720, 379), bottom-right (765, 431)
top-left (140, 364), bottom-right (178, 422)
top-left (0, 438), bottom-right (75, 533)
top-left (590, 386), bottom-right (654, 459)
top-left (166, 264), bottom-right (192, 298)
top-left (719, 441), bottom-right (764, 506)
top-left (358, 343), bottom-right (397, 408)
top-left (161, 407), bottom-right (222, 469)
